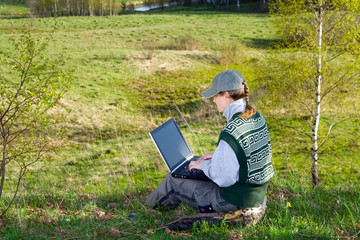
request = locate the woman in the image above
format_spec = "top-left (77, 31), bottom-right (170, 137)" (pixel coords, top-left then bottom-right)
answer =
top-left (146, 70), bottom-right (274, 213)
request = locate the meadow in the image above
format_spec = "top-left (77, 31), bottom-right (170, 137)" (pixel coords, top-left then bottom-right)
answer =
top-left (0, 1), bottom-right (359, 239)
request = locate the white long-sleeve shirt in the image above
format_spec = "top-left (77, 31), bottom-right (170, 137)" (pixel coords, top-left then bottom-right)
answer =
top-left (200, 99), bottom-right (246, 187)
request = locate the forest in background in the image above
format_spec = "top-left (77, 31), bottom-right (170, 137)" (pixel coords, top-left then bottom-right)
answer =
top-left (2, 0), bottom-right (267, 16)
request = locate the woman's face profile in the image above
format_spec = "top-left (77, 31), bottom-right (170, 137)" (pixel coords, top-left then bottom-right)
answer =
top-left (213, 92), bottom-right (233, 113)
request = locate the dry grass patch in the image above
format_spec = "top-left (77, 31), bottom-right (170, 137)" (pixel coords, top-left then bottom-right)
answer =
top-left (133, 49), bottom-right (211, 76)
top-left (162, 35), bottom-right (204, 51)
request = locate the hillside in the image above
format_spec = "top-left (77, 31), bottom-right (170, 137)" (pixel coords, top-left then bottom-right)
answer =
top-left (0, 3), bottom-right (359, 239)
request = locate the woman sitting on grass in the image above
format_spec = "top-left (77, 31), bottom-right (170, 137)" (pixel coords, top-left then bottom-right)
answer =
top-left (146, 70), bottom-right (274, 213)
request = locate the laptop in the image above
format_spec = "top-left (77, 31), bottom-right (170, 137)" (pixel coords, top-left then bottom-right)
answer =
top-left (149, 118), bottom-right (210, 181)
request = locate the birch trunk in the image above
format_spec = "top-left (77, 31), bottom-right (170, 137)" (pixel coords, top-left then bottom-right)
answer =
top-left (77, 0), bottom-right (80, 15)
top-left (66, 0), bottom-right (70, 15)
top-left (89, 0), bottom-right (94, 16)
top-left (70, 0), bottom-right (73, 15)
top-left (109, 0), bottom-right (112, 16)
top-left (311, 3), bottom-right (322, 188)
top-left (261, 0), bottom-right (266, 12)
top-left (237, 0), bottom-right (239, 11)
top-left (42, 0), bottom-right (46, 13)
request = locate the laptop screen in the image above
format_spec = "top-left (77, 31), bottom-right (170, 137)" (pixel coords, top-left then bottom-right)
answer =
top-left (150, 118), bottom-right (192, 172)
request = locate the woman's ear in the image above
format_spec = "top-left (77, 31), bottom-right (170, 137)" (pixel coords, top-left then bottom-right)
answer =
top-left (224, 92), bottom-right (232, 103)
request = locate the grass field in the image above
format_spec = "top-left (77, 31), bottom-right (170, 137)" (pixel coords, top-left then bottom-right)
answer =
top-left (0, 1), bottom-right (359, 239)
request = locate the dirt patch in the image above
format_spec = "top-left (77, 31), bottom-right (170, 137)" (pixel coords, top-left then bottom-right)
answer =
top-left (133, 50), bottom-right (210, 75)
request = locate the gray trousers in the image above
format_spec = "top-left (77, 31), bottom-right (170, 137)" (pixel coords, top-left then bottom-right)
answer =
top-left (146, 173), bottom-right (239, 213)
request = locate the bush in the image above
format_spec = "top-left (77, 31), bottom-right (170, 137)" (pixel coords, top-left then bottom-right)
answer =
top-left (163, 35), bottom-right (203, 51)
top-left (213, 42), bottom-right (248, 65)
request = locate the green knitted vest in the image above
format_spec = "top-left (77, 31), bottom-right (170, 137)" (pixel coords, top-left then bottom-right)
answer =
top-left (219, 111), bottom-right (274, 208)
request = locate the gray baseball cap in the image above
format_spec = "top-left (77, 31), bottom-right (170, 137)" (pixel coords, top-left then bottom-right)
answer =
top-left (201, 70), bottom-right (244, 98)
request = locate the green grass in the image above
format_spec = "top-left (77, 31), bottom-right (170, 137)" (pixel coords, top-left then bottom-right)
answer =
top-left (0, 0), bottom-right (29, 18)
top-left (0, 3), bottom-right (359, 239)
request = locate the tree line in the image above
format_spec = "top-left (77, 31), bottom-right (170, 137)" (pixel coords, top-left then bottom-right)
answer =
top-left (26, 0), bottom-right (123, 16)
top-left (143, 0), bottom-right (267, 11)
top-left (26, 0), bottom-right (267, 16)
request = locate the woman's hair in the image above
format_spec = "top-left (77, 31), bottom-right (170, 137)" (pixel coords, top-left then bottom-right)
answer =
top-left (217, 80), bottom-right (256, 119)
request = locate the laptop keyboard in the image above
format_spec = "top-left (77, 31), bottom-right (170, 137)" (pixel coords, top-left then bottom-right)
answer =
top-left (189, 169), bottom-right (210, 181)
top-left (177, 164), bottom-right (210, 181)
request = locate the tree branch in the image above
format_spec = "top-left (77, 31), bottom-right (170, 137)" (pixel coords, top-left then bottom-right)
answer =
top-left (3, 82), bottom-right (56, 126)
top-left (289, 91), bottom-right (315, 118)
top-left (324, 8), bottom-right (348, 37)
top-left (321, 70), bottom-right (355, 102)
top-left (0, 167), bottom-right (26, 217)
top-left (25, 144), bottom-right (50, 168)
top-left (5, 143), bottom-right (48, 165)
top-left (1, 48), bottom-right (35, 123)
top-left (317, 122), bottom-right (335, 150)
top-left (32, 29), bottom-right (55, 60)
top-left (285, 125), bottom-right (313, 140)
top-left (327, 50), bottom-right (346, 63)
top-left (0, 133), bottom-right (7, 200)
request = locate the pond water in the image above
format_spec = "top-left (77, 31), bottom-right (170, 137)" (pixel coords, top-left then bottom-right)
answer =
top-left (131, 3), bottom-right (177, 11)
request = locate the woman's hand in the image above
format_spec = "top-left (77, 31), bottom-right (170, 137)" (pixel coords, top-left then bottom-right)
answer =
top-left (199, 152), bottom-right (214, 161)
top-left (189, 159), bottom-right (204, 170)
top-left (189, 152), bottom-right (213, 170)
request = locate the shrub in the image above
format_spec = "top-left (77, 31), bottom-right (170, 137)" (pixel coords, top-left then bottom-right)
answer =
top-left (163, 35), bottom-right (203, 51)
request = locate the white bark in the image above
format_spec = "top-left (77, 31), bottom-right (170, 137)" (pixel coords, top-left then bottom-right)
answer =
top-left (109, 0), bottom-right (112, 16)
top-left (311, 1), bottom-right (323, 188)
top-left (88, 0), bottom-right (94, 16)
top-left (53, 0), bottom-right (57, 14)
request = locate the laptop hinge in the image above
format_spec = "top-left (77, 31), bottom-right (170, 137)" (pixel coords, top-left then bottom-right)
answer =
top-left (172, 154), bottom-right (193, 173)
top-left (186, 154), bottom-right (194, 161)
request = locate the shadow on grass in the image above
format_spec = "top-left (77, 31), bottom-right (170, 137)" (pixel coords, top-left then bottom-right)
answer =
top-left (243, 38), bottom-right (280, 49)
top-left (0, 14), bottom-right (29, 19)
top-left (143, 98), bottom-right (222, 125)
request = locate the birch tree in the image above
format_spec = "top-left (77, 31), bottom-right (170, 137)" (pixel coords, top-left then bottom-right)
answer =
top-left (268, 0), bottom-right (360, 187)
top-left (0, 28), bottom-right (72, 216)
